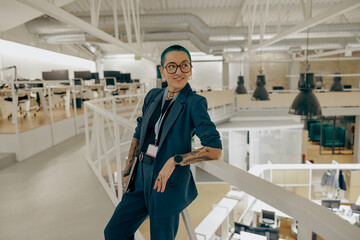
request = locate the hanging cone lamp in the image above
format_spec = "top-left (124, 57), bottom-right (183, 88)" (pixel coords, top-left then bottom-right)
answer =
top-left (235, 76), bottom-right (247, 94)
top-left (252, 74), bottom-right (269, 100)
top-left (289, 72), bottom-right (322, 117)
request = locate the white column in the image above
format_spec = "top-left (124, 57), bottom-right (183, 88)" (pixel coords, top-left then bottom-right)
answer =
top-left (354, 116), bottom-right (360, 163)
top-left (249, 130), bottom-right (260, 169)
top-left (96, 58), bottom-right (104, 79)
top-left (243, 54), bottom-right (251, 91)
top-left (358, 60), bottom-right (360, 88)
top-left (229, 131), bottom-right (247, 170)
top-left (288, 57), bottom-right (300, 90)
top-left (222, 59), bottom-right (229, 89)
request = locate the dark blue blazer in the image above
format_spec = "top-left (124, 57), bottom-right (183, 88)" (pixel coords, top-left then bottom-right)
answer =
top-left (133, 83), bottom-right (222, 218)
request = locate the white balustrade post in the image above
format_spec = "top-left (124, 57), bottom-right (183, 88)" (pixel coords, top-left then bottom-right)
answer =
top-left (84, 104), bottom-right (90, 158)
top-left (181, 209), bottom-right (197, 240)
top-left (114, 122), bottom-right (122, 200)
top-left (297, 221), bottom-right (313, 240)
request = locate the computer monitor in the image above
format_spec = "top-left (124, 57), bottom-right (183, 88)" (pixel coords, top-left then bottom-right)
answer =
top-left (74, 71), bottom-right (92, 80)
top-left (74, 79), bottom-right (82, 86)
top-left (351, 204), bottom-right (360, 214)
top-left (42, 70), bottom-right (69, 80)
top-left (106, 78), bottom-right (115, 86)
top-left (91, 72), bottom-right (99, 80)
top-left (321, 199), bottom-right (341, 209)
top-left (262, 210), bottom-right (275, 223)
top-left (123, 73), bottom-right (131, 83)
top-left (104, 71), bottom-right (121, 82)
top-left (272, 86), bottom-right (284, 90)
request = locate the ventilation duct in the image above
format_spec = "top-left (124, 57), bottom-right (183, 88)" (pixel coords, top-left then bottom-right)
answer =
top-left (25, 15), bottom-right (360, 54)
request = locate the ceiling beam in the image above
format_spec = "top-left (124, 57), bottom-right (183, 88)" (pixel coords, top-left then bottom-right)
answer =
top-left (295, 47), bottom-right (360, 60)
top-left (112, 0), bottom-right (119, 39)
top-left (241, 0), bottom-right (360, 56)
top-left (16, 0), bottom-right (144, 58)
top-left (299, 0), bottom-right (306, 20)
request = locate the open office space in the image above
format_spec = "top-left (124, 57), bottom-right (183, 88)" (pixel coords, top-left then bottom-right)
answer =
top-left (1, 1), bottom-right (360, 240)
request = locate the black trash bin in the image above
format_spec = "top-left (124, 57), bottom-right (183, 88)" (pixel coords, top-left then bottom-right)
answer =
top-left (72, 98), bottom-right (82, 108)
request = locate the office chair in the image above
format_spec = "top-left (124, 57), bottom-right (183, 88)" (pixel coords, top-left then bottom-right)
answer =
top-left (73, 78), bottom-right (95, 101)
top-left (234, 222), bottom-right (251, 233)
top-left (260, 210), bottom-right (278, 228)
top-left (254, 227), bottom-right (279, 240)
top-left (291, 219), bottom-right (298, 234)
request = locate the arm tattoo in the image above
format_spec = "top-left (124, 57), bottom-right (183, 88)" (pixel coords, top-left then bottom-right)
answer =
top-left (123, 138), bottom-right (140, 176)
top-left (180, 147), bottom-right (216, 166)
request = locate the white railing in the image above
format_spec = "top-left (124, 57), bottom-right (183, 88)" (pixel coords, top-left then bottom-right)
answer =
top-left (84, 93), bottom-right (145, 205)
top-left (84, 91), bottom-right (360, 240)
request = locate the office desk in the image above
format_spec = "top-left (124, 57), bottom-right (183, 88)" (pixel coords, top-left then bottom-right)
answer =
top-left (83, 84), bottom-right (105, 97)
top-left (312, 200), bottom-right (360, 224)
top-left (251, 200), bottom-right (292, 227)
top-left (0, 88), bottom-right (48, 120)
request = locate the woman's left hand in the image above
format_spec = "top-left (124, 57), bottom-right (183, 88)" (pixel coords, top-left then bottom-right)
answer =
top-left (153, 157), bottom-right (176, 193)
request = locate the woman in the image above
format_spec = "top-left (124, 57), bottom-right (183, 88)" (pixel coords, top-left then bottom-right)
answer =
top-left (104, 45), bottom-right (222, 240)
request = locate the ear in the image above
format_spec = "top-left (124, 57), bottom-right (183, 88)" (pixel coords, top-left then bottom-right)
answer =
top-left (159, 66), bottom-right (165, 79)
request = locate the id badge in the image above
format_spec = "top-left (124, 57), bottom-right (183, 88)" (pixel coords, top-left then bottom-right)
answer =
top-left (146, 144), bottom-right (158, 158)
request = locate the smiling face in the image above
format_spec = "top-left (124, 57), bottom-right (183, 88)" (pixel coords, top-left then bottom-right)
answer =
top-left (160, 51), bottom-right (192, 92)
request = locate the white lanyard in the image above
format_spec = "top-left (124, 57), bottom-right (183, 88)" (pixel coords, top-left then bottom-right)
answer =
top-left (154, 88), bottom-right (178, 146)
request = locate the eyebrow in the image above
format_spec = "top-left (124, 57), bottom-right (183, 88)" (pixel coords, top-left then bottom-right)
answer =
top-left (166, 60), bottom-right (190, 65)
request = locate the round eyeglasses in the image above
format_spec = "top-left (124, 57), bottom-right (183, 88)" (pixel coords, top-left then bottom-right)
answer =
top-left (165, 62), bottom-right (192, 74)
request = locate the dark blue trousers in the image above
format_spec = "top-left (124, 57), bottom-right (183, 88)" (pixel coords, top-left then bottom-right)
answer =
top-left (104, 161), bottom-right (180, 240)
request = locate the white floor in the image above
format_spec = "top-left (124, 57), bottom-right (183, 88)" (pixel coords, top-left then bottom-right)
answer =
top-left (0, 134), bottom-right (115, 240)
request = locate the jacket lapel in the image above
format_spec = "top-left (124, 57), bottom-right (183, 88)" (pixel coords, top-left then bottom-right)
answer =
top-left (139, 89), bottom-right (164, 150)
top-left (158, 83), bottom-right (192, 151)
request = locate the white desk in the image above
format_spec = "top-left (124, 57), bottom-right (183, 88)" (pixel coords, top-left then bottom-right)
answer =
top-left (240, 231), bottom-right (267, 240)
top-left (195, 198), bottom-right (238, 240)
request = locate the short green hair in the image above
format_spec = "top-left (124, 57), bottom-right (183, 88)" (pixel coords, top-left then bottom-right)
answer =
top-left (160, 45), bottom-right (192, 66)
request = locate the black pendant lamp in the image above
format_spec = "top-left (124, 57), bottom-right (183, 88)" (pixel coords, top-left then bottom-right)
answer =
top-left (289, 72), bottom-right (322, 117)
top-left (330, 72), bottom-right (343, 91)
top-left (252, 74), bottom-right (269, 100)
top-left (235, 76), bottom-right (247, 94)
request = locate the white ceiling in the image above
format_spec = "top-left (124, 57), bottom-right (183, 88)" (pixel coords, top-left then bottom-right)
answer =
top-left (1, 0), bottom-right (360, 62)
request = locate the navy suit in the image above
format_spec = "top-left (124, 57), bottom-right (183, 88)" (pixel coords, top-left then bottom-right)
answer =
top-left (104, 83), bottom-right (222, 239)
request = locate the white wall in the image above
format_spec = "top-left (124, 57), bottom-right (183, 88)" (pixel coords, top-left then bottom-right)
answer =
top-left (191, 61), bottom-right (222, 90)
top-left (0, 39), bottom-right (96, 80)
top-left (229, 62), bottom-right (242, 89)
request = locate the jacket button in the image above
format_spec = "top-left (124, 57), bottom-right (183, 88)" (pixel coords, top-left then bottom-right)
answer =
top-left (169, 183), bottom-right (174, 187)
